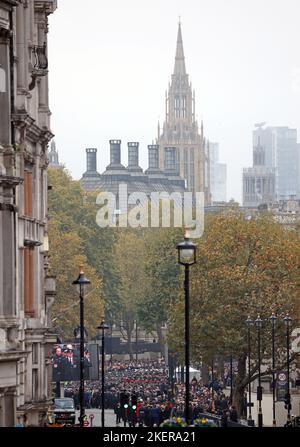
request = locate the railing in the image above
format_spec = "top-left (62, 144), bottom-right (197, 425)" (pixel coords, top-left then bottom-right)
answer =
top-left (197, 412), bottom-right (251, 427)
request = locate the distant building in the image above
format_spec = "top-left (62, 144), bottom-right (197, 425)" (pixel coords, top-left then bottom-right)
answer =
top-left (243, 124), bottom-right (300, 206)
top-left (80, 140), bottom-right (186, 199)
top-left (48, 140), bottom-right (60, 167)
top-left (157, 22), bottom-right (211, 205)
top-left (81, 22), bottom-right (212, 207)
top-left (209, 143), bottom-right (227, 203)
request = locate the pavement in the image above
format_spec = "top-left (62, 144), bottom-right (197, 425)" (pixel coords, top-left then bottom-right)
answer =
top-left (75, 409), bottom-right (117, 427)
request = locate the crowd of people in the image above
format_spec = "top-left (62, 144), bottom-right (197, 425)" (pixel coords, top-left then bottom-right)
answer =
top-left (62, 358), bottom-right (242, 426)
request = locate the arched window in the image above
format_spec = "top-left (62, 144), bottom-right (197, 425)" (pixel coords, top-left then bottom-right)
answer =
top-left (175, 96), bottom-right (180, 118)
top-left (182, 96), bottom-right (186, 118)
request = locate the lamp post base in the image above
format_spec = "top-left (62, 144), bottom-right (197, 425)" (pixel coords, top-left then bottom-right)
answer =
top-left (258, 412), bottom-right (263, 428)
top-left (247, 418), bottom-right (255, 427)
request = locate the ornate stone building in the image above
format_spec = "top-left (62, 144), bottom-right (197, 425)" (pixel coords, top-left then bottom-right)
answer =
top-left (157, 23), bottom-right (211, 204)
top-left (0, 0), bottom-right (56, 426)
top-left (80, 140), bottom-right (186, 197)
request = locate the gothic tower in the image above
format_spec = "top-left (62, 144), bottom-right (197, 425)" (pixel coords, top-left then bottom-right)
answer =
top-left (48, 140), bottom-right (60, 167)
top-left (157, 22), bottom-right (211, 204)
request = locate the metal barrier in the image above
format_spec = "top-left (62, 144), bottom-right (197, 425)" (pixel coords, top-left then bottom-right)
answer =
top-left (197, 412), bottom-right (250, 427)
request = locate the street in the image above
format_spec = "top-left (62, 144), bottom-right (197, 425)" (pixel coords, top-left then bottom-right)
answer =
top-left (76, 409), bottom-right (116, 427)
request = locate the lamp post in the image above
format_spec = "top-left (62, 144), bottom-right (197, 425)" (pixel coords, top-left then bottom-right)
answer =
top-left (97, 321), bottom-right (110, 427)
top-left (245, 316), bottom-right (254, 426)
top-left (135, 320), bottom-right (138, 362)
top-left (255, 314), bottom-right (263, 428)
top-left (230, 355), bottom-right (233, 405)
top-left (269, 313), bottom-right (277, 427)
top-left (284, 314), bottom-right (292, 425)
top-left (110, 324), bottom-right (113, 364)
top-left (211, 357), bottom-right (215, 407)
top-left (177, 232), bottom-right (197, 426)
top-left (72, 268), bottom-right (90, 428)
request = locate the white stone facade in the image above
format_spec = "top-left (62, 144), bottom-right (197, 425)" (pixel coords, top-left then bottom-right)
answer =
top-left (0, 0), bottom-right (56, 426)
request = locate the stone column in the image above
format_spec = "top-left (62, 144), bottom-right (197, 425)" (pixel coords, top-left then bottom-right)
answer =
top-left (16, 3), bottom-right (25, 91)
top-left (0, 29), bottom-right (11, 145)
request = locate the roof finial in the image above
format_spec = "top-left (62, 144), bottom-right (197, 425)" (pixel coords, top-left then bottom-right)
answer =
top-left (178, 15), bottom-right (181, 26)
top-left (174, 17), bottom-right (186, 75)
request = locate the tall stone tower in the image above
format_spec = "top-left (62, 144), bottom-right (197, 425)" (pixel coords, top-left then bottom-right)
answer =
top-left (48, 140), bottom-right (60, 167)
top-left (157, 22), bottom-right (211, 204)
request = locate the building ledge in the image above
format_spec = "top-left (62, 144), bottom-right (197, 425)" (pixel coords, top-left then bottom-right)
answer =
top-left (0, 350), bottom-right (27, 362)
top-left (0, 174), bottom-right (23, 187)
top-left (17, 399), bottom-right (51, 412)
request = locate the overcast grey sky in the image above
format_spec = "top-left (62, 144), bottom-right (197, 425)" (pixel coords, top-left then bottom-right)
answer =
top-left (48, 0), bottom-right (300, 203)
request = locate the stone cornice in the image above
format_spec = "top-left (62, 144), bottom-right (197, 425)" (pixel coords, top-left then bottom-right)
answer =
top-left (0, 0), bottom-right (21, 9)
top-left (0, 317), bottom-right (20, 327)
top-left (34, 0), bottom-right (57, 15)
top-left (12, 111), bottom-right (54, 145)
top-left (0, 174), bottom-right (23, 187)
top-left (0, 350), bottom-right (28, 362)
top-left (0, 203), bottom-right (19, 212)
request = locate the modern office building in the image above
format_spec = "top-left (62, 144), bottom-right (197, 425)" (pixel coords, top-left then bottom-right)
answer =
top-left (243, 124), bottom-right (299, 206)
top-left (209, 142), bottom-right (227, 203)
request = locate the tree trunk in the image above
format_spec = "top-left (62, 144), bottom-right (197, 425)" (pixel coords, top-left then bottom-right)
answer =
top-left (233, 354), bottom-right (247, 417)
top-left (124, 320), bottom-right (134, 360)
top-left (156, 323), bottom-right (164, 356)
top-left (201, 363), bottom-right (209, 385)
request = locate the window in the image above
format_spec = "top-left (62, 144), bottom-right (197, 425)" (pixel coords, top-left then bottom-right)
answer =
top-left (182, 96), bottom-right (186, 118)
top-left (32, 369), bottom-right (38, 401)
top-left (175, 96), bottom-right (180, 118)
top-left (32, 343), bottom-right (39, 365)
top-left (184, 149), bottom-right (189, 179)
top-left (24, 170), bottom-right (33, 216)
top-left (24, 247), bottom-right (35, 317)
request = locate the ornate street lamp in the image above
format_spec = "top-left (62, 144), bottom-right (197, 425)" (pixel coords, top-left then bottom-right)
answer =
top-left (255, 314), bottom-right (263, 428)
top-left (269, 313), bottom-right (277, 427)
top-left (177, 232), bottom-right (197, 426)
top-left (245, 316), bottom-right (254, 426)
top-left (97, 321), bottom-right (110, 427)
top-left (284, 314), bottom-right (292, 425)
top-left (72, 267), bottom-right (90, 427)
top-left (230, 354), bottom-right (233, 405)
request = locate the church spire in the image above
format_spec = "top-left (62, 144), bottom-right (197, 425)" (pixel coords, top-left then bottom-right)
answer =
top-left (173, 21), bottom-right (186, 75)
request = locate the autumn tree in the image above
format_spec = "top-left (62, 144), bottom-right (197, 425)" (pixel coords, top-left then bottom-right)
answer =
top-left (112, 229), bottom-right (146, 358)
top-left (168, 211), bottom-right (300, 415)
top-left (48, 167), bottom-right (107, 339)
top-left (136, 228), bottom-right (182, 350)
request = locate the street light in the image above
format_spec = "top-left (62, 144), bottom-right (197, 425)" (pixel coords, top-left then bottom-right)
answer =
top-left (284, 313), bottom-right (292, 425)
top-left (269, 313), bottom-right (277, 427)
top-left (230, 355), bottom-right (233, 406)
top-left (177, 232), bottom-right (197, 426)
top-left (72, 267), bottom-right (91, 428)
top-left (245, 316), bottom-right (254, 426)
top-left (97, 321), bottom-right (110, 427)
top-left (255, 314), bottom-right (263, 428)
